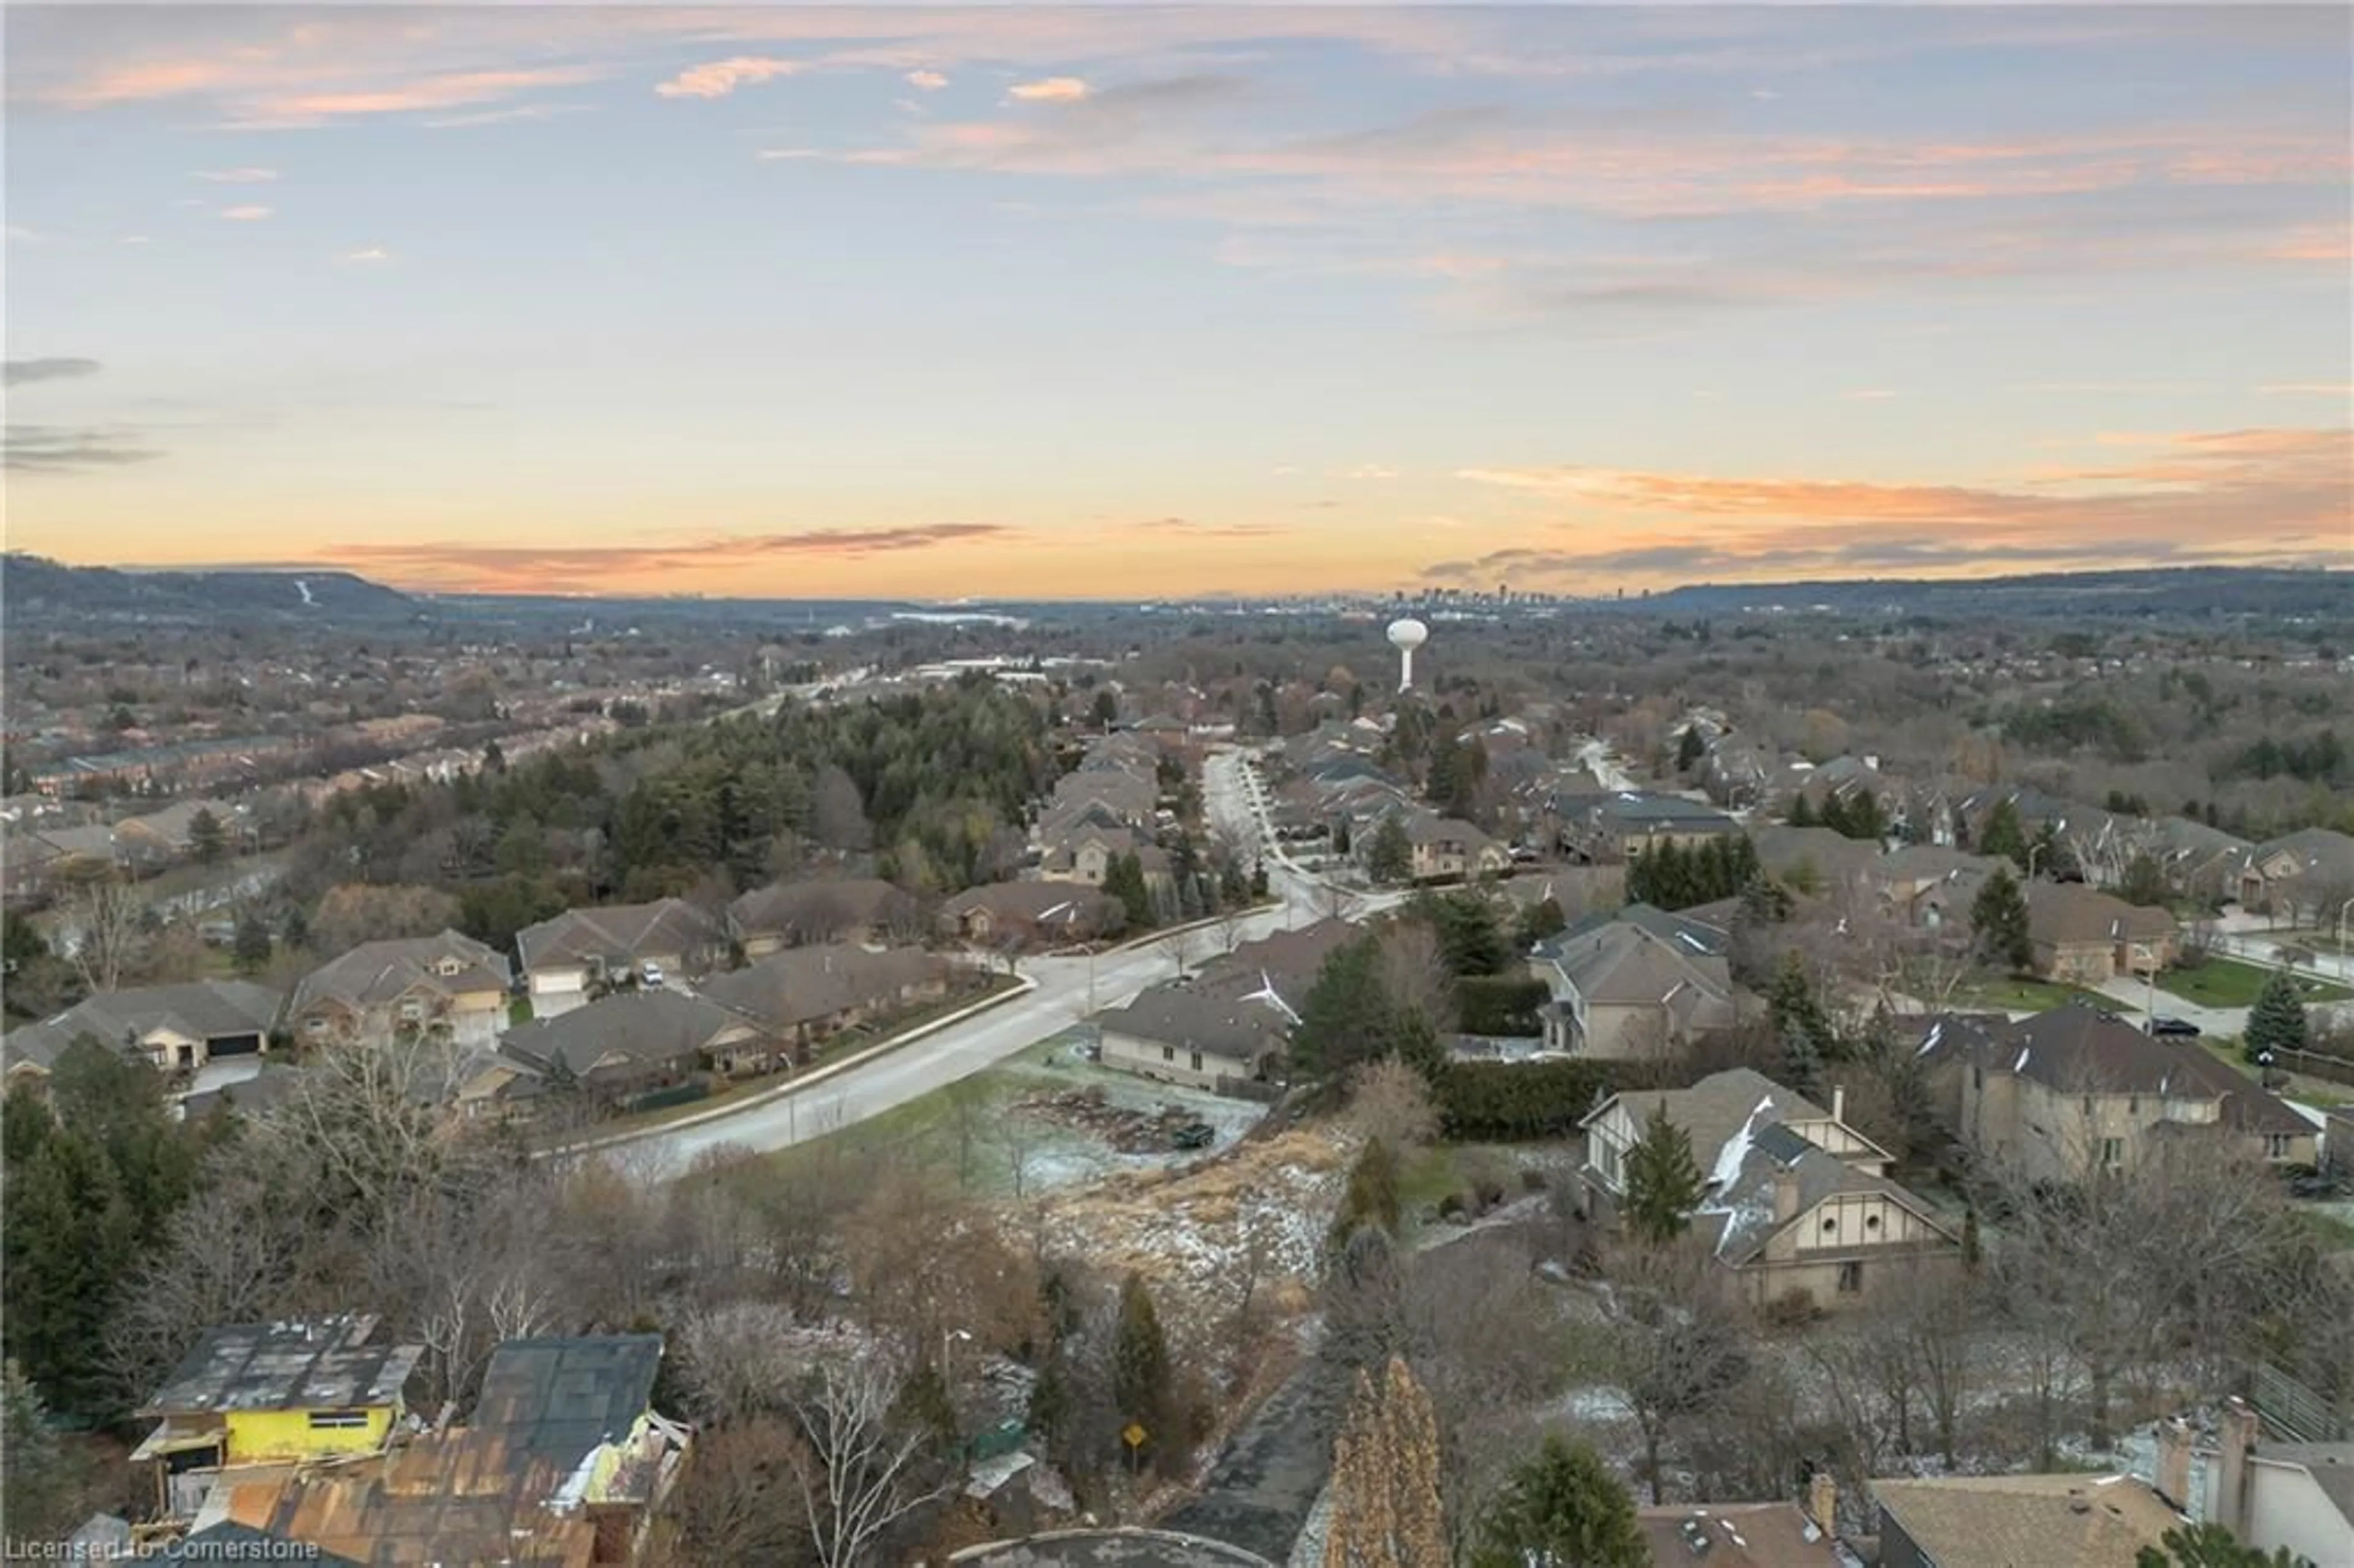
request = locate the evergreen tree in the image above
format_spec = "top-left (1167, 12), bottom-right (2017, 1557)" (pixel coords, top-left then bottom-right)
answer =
top-left (1113, 1273), bottom-right (1174, 1451)
top-left (232, 910), bottom-right (273, 974)
top-left (1091, 689), bottom-right (1119, 730)
top-left (2, 1359), bottom-right (93, 1542)
top-left (1845, 788), bottom-right (1884, 842)
top-left (1515, 897), bottom-right (1567, 949)
top-left (1621, 1103), bottom-right (1705, 1246)
top-left (187, 807), bottom-right (227, 865)
top-left (1787, 792), bottom-right (1816, 828)
top-left (1971, 866), bottom-right (2034, 973)
top-left (1769, 952), bottom-right (1833, 1095)
top-left (1469, 1433), bottom-right (1648, 1568)
top-left (2134, 1522), bottom-right (2299, 1568)
top-left (1675, 726), bottom-right (1706, 774)
top-left (2244, 970), bottom-right (2310, 1065)
top-left (1816, 791), bottom-right (1850, 837)
top-left (1366, 817), bottom-right (1414, 886)
top-left (1979, 798), bottom-right (2030, 869)
top-left (1103, 853), bottom-right (1154, 931)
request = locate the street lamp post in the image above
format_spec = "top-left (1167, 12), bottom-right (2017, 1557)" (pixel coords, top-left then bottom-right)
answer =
top-left (2026, 843), bottom-right (2045, 883)
top-left (2337, 896), bottom-right (2354, 961)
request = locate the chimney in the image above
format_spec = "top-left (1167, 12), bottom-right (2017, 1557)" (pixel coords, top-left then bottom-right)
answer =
top-left (1772, 1164), bottom-right (1802, 1223)
top-left (2155, 1418), bottom-right (2193, 1510)
top-left (2216, 1398), bottom-right (2260, 1537)
top-left (1807, 1470), bottom-right (1837, 1537)
top-left (1831, 1084), bottom-right (1847, 1125)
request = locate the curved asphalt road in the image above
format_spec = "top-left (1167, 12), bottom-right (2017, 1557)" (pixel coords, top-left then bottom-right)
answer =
top-left (623, 748), bottom-right (1398, 1174)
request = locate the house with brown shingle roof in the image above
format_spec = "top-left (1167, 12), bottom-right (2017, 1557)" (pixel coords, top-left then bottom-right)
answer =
top-left (1530, 904), bottom-right (1737, 1061)
top-left (728, 877), bottom-right (921, 957)
top-left (1580, 1068), bottom-right (1960, 1312)
top-left (2023, 883), bottom-right (2177, 983)
top-left (1870, 1473), bottom-right (2181, 1568)
top-left (1953, 1003), bottom-right (2315, 1180)
top-left (289, 932), bottom-right (511, 1051)
top-left (497, 989), bottom-right (768, 1089)
top-left (514, 899), bottom-right (726, 1019)
top-left (697, 943), bottom-right (958, 1060)
top-left (937, 881), bottom-right (1124, 948)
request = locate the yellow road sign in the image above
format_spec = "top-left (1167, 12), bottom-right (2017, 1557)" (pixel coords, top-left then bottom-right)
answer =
top-left (1122, 1423), bottom-right (1147, 1449)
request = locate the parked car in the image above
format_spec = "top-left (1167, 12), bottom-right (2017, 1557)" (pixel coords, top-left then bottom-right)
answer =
top-left (2149, 1016), bottom-right (2201, 1037)
top-left (640, 961), bottom-right (666, 990)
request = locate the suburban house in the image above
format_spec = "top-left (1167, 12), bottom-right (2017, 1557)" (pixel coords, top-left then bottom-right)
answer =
top-left (132, 1315), bottom-right (423, 1520)
top-left (498, 989), bottom-right (767, 1091)
top-left (514, 898), bottom-right (728, 1019)
top-left (216, 1334), bottom-right (688, 1568)
top-left (1933, 1003), bottom-right (2317, 1179)
top-left (728, 876), bottom-right (920, 957)
top-left (698, 943), bottom-right (958, 1062)
top-left (2022, 883), bottom-right (2177, 983)
top-left (2238, 828), bottom-right (2354, 923)
top-left (1530, 904), bottom-right (1738, 1061)
top-left (939, 881), bottom-right (1124, 948)
top-left (2155, 1401), bottom-right (2354, 1568)
top-left (1395, 813), bottom-right (1510, 882)
top-left (288, 931), bottom-right (512, 1051)
top-left (1750, 826), bottom-right (1886, 897)
top-left (2138, 816), bottom-right (2252, 905)
top-left (1870, 845), bottom-right (2008, 932)
top-left (1638, 1474), bottom-right (1844, 1567)
top-left (1869, 1474), bottom-right (2181, 1568)
top-left (1552, 791), bottom-right (1742, 864)
top-left (1094, 982), bottom-right (1293, 1093)
top-left (1190, 918), bottom-right (1360, 1014)
top-left (2, 979), bottom-right (282, 1084)
top-left (1581, 1069), bottom-right (1964, 1310)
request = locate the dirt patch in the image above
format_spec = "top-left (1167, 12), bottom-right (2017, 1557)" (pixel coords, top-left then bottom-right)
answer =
top-left (1017, 1086), bottom-right (1219, 1154)
top-left (1021, 1125), bottom-right (1354, 1338)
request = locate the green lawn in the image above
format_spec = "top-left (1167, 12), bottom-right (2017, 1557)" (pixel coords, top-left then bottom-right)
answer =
top-left (1951, 975), bottom-right (2116, 1013)
top-left (508, 996), bottom-right (535, 1027)
top-left (2159, 957), bottom-right (2352, 1010)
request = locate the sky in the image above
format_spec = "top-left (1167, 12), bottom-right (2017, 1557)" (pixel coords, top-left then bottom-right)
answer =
top-left (4, 3), bottom-right (2350, 601)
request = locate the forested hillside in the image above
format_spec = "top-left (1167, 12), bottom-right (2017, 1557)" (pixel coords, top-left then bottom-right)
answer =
top-left (286, 680), bottom-right (1059, 949)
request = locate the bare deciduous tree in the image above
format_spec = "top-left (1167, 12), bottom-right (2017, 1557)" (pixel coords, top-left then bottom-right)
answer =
top-left (60, 872), bottom-right (147, 994)
top-left (1347, 1058), bottom-right (1441, 1154)
top-left (1600, 1238), bottom-right (1752, 1504)
top-left (785, 1351), bottom-right (951, 1568)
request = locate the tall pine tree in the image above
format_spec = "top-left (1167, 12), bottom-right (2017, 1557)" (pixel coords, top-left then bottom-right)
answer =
top-left (1621, 1104), bottom-right (1705, 1246)
top-left (1470, 1433), bottom-right (1648, 1568)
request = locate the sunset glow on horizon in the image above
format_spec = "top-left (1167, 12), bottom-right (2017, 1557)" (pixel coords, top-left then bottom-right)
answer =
top-left (6, 5), bottom-right (2349, 598)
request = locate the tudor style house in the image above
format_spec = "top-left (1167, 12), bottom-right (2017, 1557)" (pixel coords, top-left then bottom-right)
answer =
top-left (1581, 1068), bottom-right (1965, 1311)
top-left (289, 931), bottom-right (512, 1051)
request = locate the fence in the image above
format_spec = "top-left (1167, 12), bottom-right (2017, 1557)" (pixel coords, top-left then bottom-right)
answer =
top-left (2273, 1046), bottom-right (2354, 1089)
top-left (2251, 1361), bottom-right (2353, 1443)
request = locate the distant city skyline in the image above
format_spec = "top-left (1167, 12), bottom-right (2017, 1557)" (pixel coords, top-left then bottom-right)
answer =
top-left (6, 5), bottom-right (2349, 599)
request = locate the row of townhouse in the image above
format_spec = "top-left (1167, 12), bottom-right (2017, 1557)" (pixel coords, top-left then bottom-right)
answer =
top-left (2, 795), bottom-right (263, 898)
top-left (1029, 730), bottom-right (1176, 895)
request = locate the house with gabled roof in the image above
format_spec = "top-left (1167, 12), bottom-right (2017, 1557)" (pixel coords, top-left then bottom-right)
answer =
top-left (728, 876), bottom-right (921, 957)
top-left (2022, 883), bottom-right (2177, 983)
top-left (697, 943), bottom-right (957, 1062)
top-left (1095, 981), bottom-right (1294, 1093)
top-left (514, 899), bottom-right (726, 1019)
top-left (3, 979), bottom-right (282, 1083)
top-left (937, 881), bottom-right (1123, 948)
top-left (497, 988), bottom-right (766, 1091)
top-left (2238, 827), bottom-right (2354, 923)
top-left (289, 931), bottom-right (511, 1051)
top-left (1936, 1003), bottom-right (2316, 1179)
top-left (1529, 904), bottom-right (1737, 1060)
top-left (1581, 1068), bottom-right (1963, 1311)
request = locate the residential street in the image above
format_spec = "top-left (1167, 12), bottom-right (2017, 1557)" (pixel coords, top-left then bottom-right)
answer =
top-left (620, 747), bottom-right (1400, 1173)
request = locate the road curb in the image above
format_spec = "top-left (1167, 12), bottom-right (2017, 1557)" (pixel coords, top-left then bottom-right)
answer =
top-left (537, 973), bottom-right (1039, 1159)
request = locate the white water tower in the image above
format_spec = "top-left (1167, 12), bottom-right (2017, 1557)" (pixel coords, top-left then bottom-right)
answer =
top-left (1386, 617), bottom-right (1429, 693)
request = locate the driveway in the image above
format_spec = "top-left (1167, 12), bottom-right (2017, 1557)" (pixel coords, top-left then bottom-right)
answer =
top-left (2089, 976), bottom-right (2245, 1038)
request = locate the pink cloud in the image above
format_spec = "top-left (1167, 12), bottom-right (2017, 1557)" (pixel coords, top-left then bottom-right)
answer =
top-left (654, 56), bottom-right (802, 100)
top-left (1008, 76), bottom-right (1090, 103)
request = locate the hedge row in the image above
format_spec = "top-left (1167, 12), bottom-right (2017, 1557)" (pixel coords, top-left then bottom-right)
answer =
top-left (1455, 975), bottom-right (1552, 1037)
top-left (1432, 1057), bottom-right (1623, 1142)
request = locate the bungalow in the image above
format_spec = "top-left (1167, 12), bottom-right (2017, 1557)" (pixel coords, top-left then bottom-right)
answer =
top-left (289, 931), bottom-right (512, 1051)
top-left (698, 943), bottom-right (958, 1062)
top-left (2238, 828), bottom-right (2354, 924)
top-left (1095, 981), bottom-right (1292, 1093)
top-left (2023, 884), bottom-right (2177, 984)
top-left (132, 1315), bottom-right (423, 1521)
top-left (939, 881), bottom-right (1124, 948)
top-left (514, 898), bottom-right (727, 1019)
top-left (2, 979), bottom-right (281, 1083)
top-left (1555, 791), bottom-right (1742, 864)
top-left (1530, 904), bottom-right (1737, 1061)
top-left (1870, 845), bottom-right (2008, 932)
top-left (1581, 1068), bottom-right (1962, 1311)
top-left (729, 877), bottom-right (920, 957)
top-left (498, 988), bottom-right (767, 1090)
